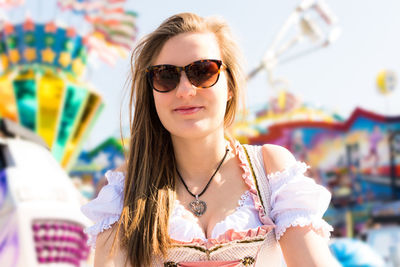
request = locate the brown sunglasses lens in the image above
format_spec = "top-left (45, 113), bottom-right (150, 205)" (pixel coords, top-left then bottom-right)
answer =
top-left (149, 60), bottom-right (222, 92)
top-left (152, 65), bottom-right (180, 92)
top-left (187, 61), bottom-right (221, 88)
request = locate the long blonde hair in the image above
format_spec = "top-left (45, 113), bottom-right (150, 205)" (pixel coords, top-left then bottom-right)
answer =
top-left (118, 12), bottom-right (246, 266)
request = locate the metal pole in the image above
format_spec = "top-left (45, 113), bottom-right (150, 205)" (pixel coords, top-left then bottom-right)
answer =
top-left (389, 131), bottom-right (400, 200)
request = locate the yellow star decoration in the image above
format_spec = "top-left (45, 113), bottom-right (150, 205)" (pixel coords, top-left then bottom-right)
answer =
top-left (24, 47), bottom-right (37, 62)
top-left (58, 52), bottom-right (71, 67)
top-left (72, 58), bottom-right (85, 76)
top-left (9, 49), bottom-right (20, 64)
top-left (1, 55), bottom-right (9, 70)
top-left (41, 47), bottom-right (56, 63)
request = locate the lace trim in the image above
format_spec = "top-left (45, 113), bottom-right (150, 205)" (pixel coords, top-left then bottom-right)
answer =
top-left (84, 215), bottom-right (120, 248)
top-left (267, 161), bottom-right (309, 182)
top-left (231, 140), bottom-right (275, 226)
top-left (237, 190), bottom-right (251, 210)
top-left (172, 224), bottom-right (274, 250)
top-left (275, 214), bottom-right (333, 241)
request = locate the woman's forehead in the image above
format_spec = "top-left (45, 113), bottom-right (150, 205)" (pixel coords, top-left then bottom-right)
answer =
top-left (153, 32), bottom-right (222, 66)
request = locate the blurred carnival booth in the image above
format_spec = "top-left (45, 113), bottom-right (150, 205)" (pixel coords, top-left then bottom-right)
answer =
top-left (234, 106), bottom-right (400, 238)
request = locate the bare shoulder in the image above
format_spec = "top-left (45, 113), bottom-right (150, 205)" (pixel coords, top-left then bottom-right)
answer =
top-left (94, 223), bottom-right (128, 267)
top-left (261, 144), bottom-right (296, 175)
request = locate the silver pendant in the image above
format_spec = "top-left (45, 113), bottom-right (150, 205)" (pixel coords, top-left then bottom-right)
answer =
top-left (189, 195), bottom-right (207, 217)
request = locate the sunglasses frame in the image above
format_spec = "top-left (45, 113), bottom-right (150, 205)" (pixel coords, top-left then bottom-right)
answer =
top-left (146, 59), bottom-right (226, 93)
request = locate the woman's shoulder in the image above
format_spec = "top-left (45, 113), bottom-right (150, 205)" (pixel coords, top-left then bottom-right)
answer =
top-left (260, 144), bottom-right (296, 175)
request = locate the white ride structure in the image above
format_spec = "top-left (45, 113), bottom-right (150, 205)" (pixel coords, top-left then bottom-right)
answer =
top-left (0, 119), bottom-right (92, 267)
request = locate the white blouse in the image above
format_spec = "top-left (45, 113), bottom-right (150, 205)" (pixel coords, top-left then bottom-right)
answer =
top-left (81, 142), bottom-right (333, 250)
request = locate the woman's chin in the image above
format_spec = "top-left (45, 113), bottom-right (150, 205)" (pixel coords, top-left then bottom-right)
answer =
top-left (168, 124), bottom-right (220, 140)
top-left (171, 129), bottom-right (208, 140)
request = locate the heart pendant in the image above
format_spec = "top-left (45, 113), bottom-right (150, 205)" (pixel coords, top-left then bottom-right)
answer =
top-left (189, 198), bottom-right (207, 217)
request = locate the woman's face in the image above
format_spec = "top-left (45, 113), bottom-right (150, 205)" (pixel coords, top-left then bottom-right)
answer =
top-left (152, 32), bottom-right (230, 140)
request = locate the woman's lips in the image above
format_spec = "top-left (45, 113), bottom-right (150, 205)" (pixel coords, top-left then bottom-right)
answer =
top-left (174, 106), bottom-right (203, 115)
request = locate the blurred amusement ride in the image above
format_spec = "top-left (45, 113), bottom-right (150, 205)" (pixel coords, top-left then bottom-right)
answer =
top-left (0, 0), bottom-right (137, 266)
top-left (0, 0), bottom-right (399, 266)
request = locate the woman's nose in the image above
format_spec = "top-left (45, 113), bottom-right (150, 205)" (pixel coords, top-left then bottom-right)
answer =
top-left (175, 71), bottom-right (196, 98)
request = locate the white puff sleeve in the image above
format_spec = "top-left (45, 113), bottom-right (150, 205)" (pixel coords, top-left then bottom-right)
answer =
top-left (267, 161), bottom-right (333, 241)
top-left (80, 170), bottom-right (125, 248)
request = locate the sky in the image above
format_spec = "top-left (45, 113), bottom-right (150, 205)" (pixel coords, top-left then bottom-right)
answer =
top-left (8, 0), bottom-right (400, 149)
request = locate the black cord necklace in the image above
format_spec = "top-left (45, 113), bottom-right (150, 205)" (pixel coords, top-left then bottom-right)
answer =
top-left (177, 148), bottom-right (230, 217)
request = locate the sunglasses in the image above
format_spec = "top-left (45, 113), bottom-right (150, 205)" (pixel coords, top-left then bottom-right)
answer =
top-left (146, 59), bottom-right (225, 93)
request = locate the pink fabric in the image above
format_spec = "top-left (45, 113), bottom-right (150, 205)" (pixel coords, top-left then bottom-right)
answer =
top-left (230, 140), bottom-right (274, 226)
top-left (171, 224), bottom-right (274, 250)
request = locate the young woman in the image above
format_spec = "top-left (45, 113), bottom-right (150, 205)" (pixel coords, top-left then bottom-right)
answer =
top-left (81, 13), bottom-right (339, 267)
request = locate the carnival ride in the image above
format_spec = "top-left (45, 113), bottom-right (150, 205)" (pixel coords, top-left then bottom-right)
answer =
top-left (0, 1), bottom-right (138, 266)
top-left (233, 0), bottom-right (343, 143)
top-left (0, 118), bottom-right (92, 267)
top-left (0, 0), bottom-right (137, 170)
